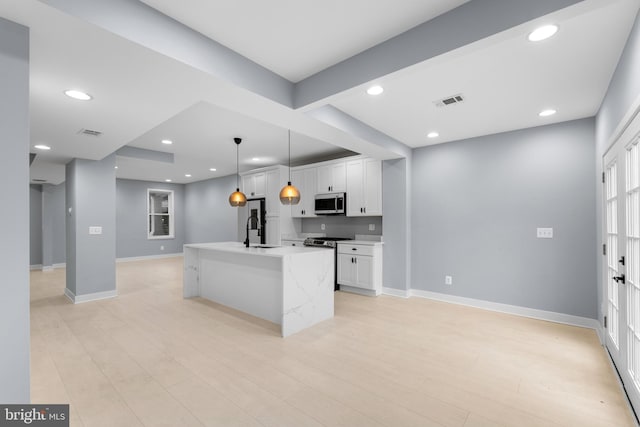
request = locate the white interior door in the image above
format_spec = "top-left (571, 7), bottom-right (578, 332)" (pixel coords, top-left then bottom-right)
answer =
top-left (604, 136), bottom-right (640, 412)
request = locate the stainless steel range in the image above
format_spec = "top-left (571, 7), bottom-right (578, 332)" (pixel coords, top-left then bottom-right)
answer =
top-left (304, 237), bottom-right (352, 290)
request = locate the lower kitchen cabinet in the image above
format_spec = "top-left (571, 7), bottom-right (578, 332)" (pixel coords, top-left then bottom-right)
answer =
top-left (337, 242), bottom-right (382, 296)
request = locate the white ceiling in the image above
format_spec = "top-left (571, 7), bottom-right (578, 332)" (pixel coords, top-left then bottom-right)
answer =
top-left (1, 0), bottom-right (638, 185)
top-left (139, 0), bottom-right (471, 82)
top-left (330, 0), bottom-right (638, 146)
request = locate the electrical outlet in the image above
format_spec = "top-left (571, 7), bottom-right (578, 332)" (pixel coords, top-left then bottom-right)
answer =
top-left (321, 224), bottom-right (326, 230)
top-left (445, 275), bottom-right (453, 285)
top-left (537, 227), bottom-right (553, 238)
top-left (369, 223), bottom-right (375, 231)
top-left (160, 245), bottom-right (164, 251)
top-left (89, 226), bottom-right (102, 235)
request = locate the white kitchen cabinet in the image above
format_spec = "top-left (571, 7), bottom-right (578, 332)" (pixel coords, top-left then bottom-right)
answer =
top-left (265, 169), bottom-right (281, 217)
top-left (290, 166), bottom-right (317, 218)
top-left (346, 158), bottom-right (382, 216)
top-left (317, 161), bottom-right (346, 193)
top-left (265, 216), bottom-right (280, 246)
top-left (240, 165), bottom-right (294, 246)
top-left (242, 172), bottom-right (265, 198)
top-left (337, 242), bottom-right (382, 296)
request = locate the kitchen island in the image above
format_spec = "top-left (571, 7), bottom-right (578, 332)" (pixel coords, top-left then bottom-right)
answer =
top-left (183, 242), bottom-right (334, 337)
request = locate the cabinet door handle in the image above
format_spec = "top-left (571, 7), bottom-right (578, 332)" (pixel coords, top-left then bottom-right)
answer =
top-left (363, 207), bottom-right (366, 213)
top-left (352, 248), bottom-right (357, 251)
top-left (351, 257), bottom-right (354, 263)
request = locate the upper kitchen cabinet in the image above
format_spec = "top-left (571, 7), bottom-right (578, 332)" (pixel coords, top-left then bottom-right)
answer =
top-left (346, 158), bottom-right (382, 216)
top-left (265, 168), bottom-right (283, 217)
top-left (290, 166), bottom-right (317, 218)
top-left (241, 165), bottom-right (289, 216)
top-left (242, 171), bottom-right (265, 198)
top-left (317, 161), bottom-right (346, 193)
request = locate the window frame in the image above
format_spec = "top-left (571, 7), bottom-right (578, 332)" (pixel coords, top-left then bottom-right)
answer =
top-left (147, 188), bottom-right (175, 240)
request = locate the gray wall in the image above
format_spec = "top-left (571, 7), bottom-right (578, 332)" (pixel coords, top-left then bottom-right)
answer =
top-left (116, 179), bottom-right (185, 257)
top-left (30, 185), bottom-right (43, 266)
top-left (30, 183), bottom-right (66, 266)
top-left (0, 16), bottom-right (30, 403)
top-left (411, 118), bottom-right (597, 319)
top-left (184, 174), bottom-right (239, 243)
top-left (66, 155), bottom-right (116, 297)
top-left (382, 158), bottom-right (410, 291)
top-left (51, 183), bottom-right (66, 264)
top-left (595, 8), bottom-right (640, 325)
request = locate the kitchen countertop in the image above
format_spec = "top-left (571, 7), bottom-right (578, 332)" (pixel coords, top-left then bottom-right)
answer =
top-left (183, 241), bottom-right (335, 337)
top-left (341, 240), bottom-right (384, 246)
top-left (184, 241), bottom-right (333, 257)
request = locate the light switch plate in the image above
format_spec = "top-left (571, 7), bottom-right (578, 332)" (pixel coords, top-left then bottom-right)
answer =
top-left (369, 224), bottom-right (375, 231)
top-left (537, 227), bottom-right (553, 238)
top-left (89, 226), bottom-right (102, 235)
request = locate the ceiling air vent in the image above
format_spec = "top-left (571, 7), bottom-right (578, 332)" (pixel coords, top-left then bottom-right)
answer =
top-left (78, 128), bottom-right (103, 137)
top-left (434, 93), bottom-right (465, 107)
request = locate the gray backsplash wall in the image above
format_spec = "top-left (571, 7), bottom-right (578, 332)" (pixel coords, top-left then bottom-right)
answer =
top-left (184, 174), bottom-right (239, 243)
top-left (116, 179), bottom-right (186, 258)
top-left (301, 216), bottom-right (382, 238)
top-left (411, 118), bottom-right (597, 319)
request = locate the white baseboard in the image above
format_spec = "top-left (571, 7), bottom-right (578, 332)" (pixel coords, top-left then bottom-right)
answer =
top-left (382, 287), bottom-right (410, 298)
top-left (339, 285), bottom-right (380, 297)
top-left (596, 326), bottom-right (606, 345)
top-left (64, 288), bottom-right (117, 304)
top-left (116, 253), bottom-right (183, 263)
top-left (30, 263), bottom-right (66, 271)
top-left (410, 289), bottom-right (601, 331)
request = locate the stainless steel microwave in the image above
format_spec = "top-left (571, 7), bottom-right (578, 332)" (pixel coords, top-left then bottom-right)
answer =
top-left (314, 192), bottom-right (346, 215)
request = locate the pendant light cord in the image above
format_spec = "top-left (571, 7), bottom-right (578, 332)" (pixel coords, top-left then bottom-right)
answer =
top-left (236, 141), bottom-right (240, 189)
top-left (288, 130), bottom-right (292, 182)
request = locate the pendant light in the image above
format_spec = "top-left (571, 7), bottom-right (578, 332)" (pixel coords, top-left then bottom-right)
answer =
top-left (229, 137), bottom-right (247, 207)
top-left (279, 130), bottom-right (301, 205)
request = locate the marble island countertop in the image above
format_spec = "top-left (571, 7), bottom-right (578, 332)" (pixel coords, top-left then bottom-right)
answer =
top-left (183, 241), bottom-right (333, 257)
top-left (183, 241), bottom-right (335, 337)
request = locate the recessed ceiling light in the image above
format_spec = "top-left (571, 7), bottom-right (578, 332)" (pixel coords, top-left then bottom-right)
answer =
top-left (367, 85), bottom-right (384, 96)
top-left (427, 132), bottom-right (439, 138)
top-left (165, 179), bottom-right (172, 182)
top-left (252, 157), bottom-right (260, 161)
top-left (539, 109), bottom-right (557, 117)
top-left (114, 166), bottom-right (118, 169)
top-left (34, 144), bottom-right (51, 150)
top-left (528, 25), bottom-right (558, 42)
top-left (161, 139), bottom-right (173, 145)
top-left (209, 168), bottom-right (217, 172)
top-left (185, 174), bottom-right (191, 178)
top-left (64, 89), bottom-right (92, 101)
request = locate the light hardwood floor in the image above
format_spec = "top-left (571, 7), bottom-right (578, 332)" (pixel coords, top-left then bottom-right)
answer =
top-left (30, 257), bottom-right (635, 427)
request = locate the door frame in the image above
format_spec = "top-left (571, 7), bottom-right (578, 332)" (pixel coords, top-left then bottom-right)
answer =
top-left (602, 102), bottom-right (640, 420)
